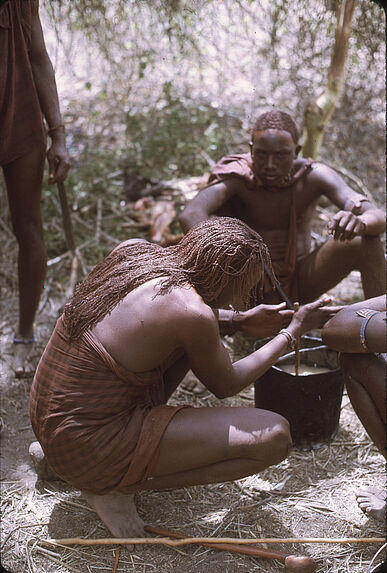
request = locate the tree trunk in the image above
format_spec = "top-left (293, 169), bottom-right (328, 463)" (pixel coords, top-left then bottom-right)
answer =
top-left (301, 0), bottom-right (356, 159)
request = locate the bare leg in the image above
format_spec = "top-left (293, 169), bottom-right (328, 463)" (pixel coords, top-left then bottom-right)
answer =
top-left (3, 146), bottom-right (46, 375)
top-left (340, 353), bottom-right (386, 458)
top-left (297, 236), bottom-right (385, 303)
top-left (141, 406), bottom-right (291, 488)
top-left (340, 353), bottom-right (386, 521)
top-left (85, 407), bottom-right (291, 536)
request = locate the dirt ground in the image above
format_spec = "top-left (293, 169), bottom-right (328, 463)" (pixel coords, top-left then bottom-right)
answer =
top-left (1, 186), bottom-right (386, 572)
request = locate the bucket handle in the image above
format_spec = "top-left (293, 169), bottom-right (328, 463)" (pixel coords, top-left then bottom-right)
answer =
top-left (276, 345), bottom-right (328, 363)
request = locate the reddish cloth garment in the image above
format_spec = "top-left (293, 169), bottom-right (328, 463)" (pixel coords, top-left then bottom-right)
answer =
top-left (29, 316), bottom-right (189, 495)
top-left (207, 153), bottom-right (314, 300)
top-left (0, 0), bottom-right (46, 166)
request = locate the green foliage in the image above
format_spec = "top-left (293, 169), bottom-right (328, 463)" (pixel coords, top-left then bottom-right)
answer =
top-left (122, 83), bottom-right (234, 178)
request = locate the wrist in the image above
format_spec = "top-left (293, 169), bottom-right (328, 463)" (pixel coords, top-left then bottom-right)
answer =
top-left (278, 328), bottom-right (297, 350)
top-left (358, 217), bottom-right (367, 235)
top-left (47, 124), bottom-right (66, 139)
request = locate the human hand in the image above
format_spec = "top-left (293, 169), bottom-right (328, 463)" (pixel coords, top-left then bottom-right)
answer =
top-left (47, 140), bottom-right (71, 184)
top-left (327, 210), bottom-right (366, 241)
top-left (289, 296), bottom-right (344, 336)
top-left (241, 302), bottom-right (294, 337)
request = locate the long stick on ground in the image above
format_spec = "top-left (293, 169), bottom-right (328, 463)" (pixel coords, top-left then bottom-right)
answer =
top-left (39, 536), bottom-right (385, 547)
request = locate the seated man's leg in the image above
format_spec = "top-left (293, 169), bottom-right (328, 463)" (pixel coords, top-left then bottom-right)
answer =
top-left (296, 236), bottom-right (385, 303)
top-left (340, 352), bottom-right (386, 522)
top-left (340, 353), bottom-right (386, 458)
top-left (85, 407), bottom-right (292, 536)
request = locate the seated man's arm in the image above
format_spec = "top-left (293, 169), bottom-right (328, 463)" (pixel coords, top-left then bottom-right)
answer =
top-left (322, 295), bottom-right (386, 353)
top-left (310, 163), bottom-right (385, 240)
top-left (179, 180), bottom-right (238, 232)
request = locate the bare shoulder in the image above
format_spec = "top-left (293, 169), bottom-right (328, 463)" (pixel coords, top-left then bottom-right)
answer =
top-left (111, 238), bottom-right (147, 254)
top-left (201, 177), bottom-right (242, 199)
top-left (304, 161), bottom-right (360, 202)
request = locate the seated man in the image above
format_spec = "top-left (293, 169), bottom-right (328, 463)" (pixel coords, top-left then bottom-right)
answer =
top-left (322, 295), bottom-right (386, 522)
top-left (179, 109), bottom-right (385, 306)
top-left (29, 217), bottom-right (340, 538)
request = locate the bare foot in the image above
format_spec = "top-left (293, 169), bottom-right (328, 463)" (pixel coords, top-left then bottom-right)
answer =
top-left (13, 336), bottom-right (36, 378)
top-left (83, 491), bottom-right (145, 538)
top-left (356, 487), bottom-right (386, 522)
top-left (180, 376), bottom-right (206, 395)
top-left (29, 441), bottom-right (62, 481)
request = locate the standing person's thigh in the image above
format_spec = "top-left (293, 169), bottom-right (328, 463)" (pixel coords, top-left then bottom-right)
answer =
top-left (3, 146), bottom-right (46, 234)
top-left (152, 406), bottom-right (291, 477)
top-left (296, 238), bottom-right (359, 303)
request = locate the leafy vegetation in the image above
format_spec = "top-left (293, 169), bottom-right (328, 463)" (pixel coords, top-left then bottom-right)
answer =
top-left (36, 0), bottom-right (385, 264)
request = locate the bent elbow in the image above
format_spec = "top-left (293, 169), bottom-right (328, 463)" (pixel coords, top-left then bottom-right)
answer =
top-left (213, 387), bottom-right (235, 399)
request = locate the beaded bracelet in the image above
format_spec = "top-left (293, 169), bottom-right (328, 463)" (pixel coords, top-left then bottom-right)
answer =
top-left (278, 328), bottom-right (297, 350)
top-left (356, 308), bottom-right (379, 350)
top-left (228, 307), bottom-right (240, 326)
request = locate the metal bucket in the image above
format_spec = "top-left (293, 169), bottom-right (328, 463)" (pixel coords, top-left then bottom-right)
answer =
top-left (254, 336), bottom-right (344, 447)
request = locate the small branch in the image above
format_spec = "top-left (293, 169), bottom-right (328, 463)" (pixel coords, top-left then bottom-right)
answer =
top-left (95, 197), bottom-right (103, 245)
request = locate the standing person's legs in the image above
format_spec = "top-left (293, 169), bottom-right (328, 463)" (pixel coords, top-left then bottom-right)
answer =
top-left (296, 236), bottom-right (385, 303)
top-left (84, 406), bottom-right (291, 537)
top-left (3, 146), bottom-right (46, 375)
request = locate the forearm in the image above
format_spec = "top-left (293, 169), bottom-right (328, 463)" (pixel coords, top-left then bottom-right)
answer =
top-left (358, 208), bottom-right (386, 236)
top-left (31, 56), bottom-right (64, 134)
top-left (230, 333), bottom-right (291, 394)
top-left (214, 308), bottom-right (242, 336)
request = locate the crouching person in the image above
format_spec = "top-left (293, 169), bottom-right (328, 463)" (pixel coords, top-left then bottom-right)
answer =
top-left (29, 217), bottom-right (340, 537)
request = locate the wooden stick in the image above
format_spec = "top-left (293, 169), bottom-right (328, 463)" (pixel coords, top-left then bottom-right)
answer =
top-left (145, 524), bottom-right (289, 561)
top-left (293, 301), bottom-right (300, 375)
top-left (57, 181), bottom-right (76, 253)
top-left (38, 536), bottom-right (385, 547)
top-left (111, 547), bottom-right (121, 573)
top-left (57, 181), bottom-right (79, 296)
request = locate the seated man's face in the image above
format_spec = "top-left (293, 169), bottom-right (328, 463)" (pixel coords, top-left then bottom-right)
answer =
top-left (250, 129), bottom-right (296, 187)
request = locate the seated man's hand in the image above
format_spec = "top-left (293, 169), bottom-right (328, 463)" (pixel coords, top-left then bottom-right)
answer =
top-left (240, 302), bottom-right (293, 338)
top-left (327, 211), bottom-right (366, 242)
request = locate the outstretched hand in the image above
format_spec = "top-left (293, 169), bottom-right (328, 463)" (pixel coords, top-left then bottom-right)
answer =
top-left (291, 296), bottom-right (344, 336)
top-left (241, 302), bottom-right (294, 338)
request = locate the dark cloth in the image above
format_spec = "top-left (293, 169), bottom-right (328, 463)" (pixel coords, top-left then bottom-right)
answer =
top-left (0, 0), bottom-right (46, 166)
top-left (29, 316), bottom-right (189, 495)
top-left (207, 153), bottom-right (314, 300)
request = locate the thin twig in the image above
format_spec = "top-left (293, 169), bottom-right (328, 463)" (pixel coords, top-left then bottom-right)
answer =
top-left (111, 546), bottom-right (121, 573)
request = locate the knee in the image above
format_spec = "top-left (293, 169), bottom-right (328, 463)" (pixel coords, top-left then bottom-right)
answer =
top-left (14, 217), bottom-right (45, 249)
top-left (264, 416), bottom-right (292, 465)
